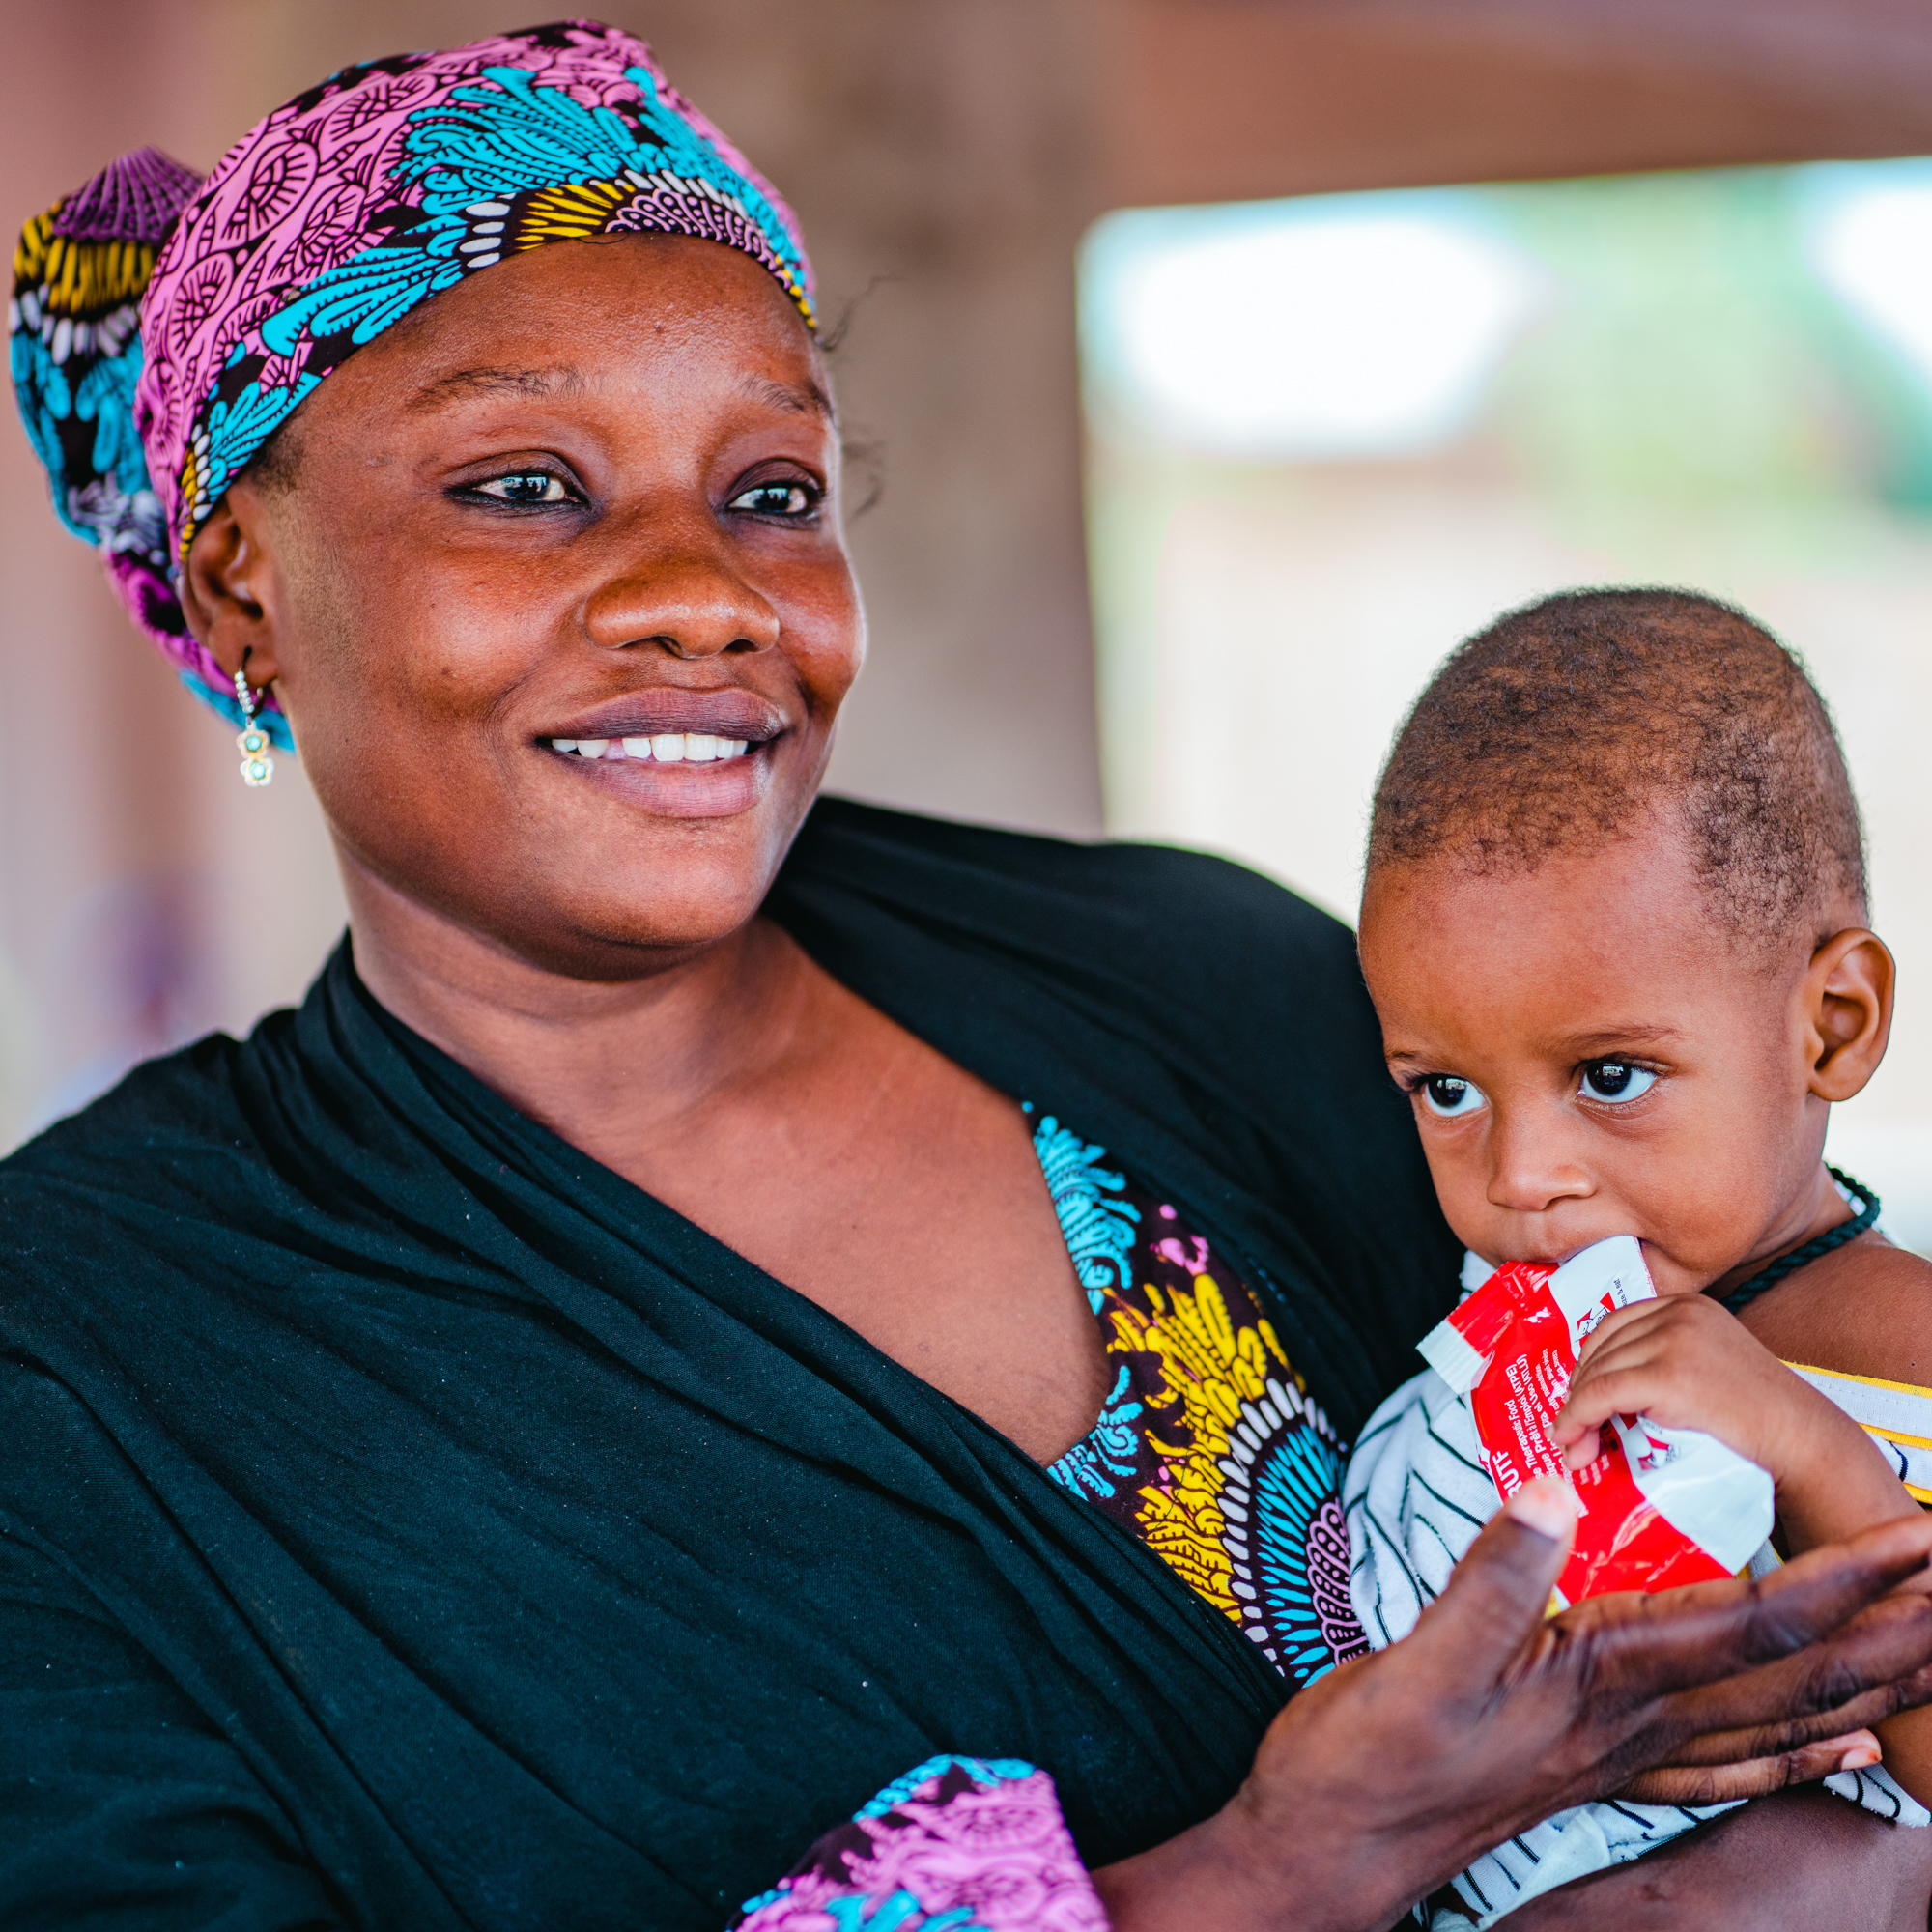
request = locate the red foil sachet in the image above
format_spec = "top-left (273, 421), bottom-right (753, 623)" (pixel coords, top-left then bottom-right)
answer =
top-left (1419, 1237), bottom-right (1774, 1607)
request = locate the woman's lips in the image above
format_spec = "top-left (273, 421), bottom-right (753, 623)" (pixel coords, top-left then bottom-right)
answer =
top-left (537, 689), bottom-right (785, 814)
top-left (541, 689), bottom-right (786, 753)
top-left (540, 729), bottom-right (775, 819)
top-left (548, 732), bottom-right (749, 763)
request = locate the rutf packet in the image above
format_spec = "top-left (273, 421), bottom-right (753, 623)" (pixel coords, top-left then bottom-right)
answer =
top-left (1418, 1236), bottom-right (1774, 1606)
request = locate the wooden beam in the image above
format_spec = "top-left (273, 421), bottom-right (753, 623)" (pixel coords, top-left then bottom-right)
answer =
top-left (1103, 0), bottom-right (1932, 209)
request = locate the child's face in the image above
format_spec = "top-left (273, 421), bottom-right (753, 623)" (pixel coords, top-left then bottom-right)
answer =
top-left (1357, 817), bottom-right (1836, 1297)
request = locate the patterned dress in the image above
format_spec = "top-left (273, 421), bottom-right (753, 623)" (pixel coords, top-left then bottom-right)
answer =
top-left (737, 1108), bottom-right (1368, 1930)
top-left (1032, 1110), bottom-right (1369, 1689)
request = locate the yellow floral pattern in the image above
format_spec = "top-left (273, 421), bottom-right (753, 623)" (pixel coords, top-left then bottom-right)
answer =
top-left (1037, 1112), bottom-right (1368, 1686)
top-left (1107, 1276), bottom-right (1290, 1614)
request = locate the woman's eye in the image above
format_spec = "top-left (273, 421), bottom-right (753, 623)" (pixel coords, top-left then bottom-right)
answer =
top-left (1579, 1061), bottom-right (1657, 1105)
top-left (471, 472), bottom-right (574, 505)
top-left (1420, 1075), bottom-right (1487, 1118)
top-left (727, 480), bottom-right (817, 517)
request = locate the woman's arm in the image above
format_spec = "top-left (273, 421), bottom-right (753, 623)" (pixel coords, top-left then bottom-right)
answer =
top-left (0, 1530), bottom-right (355, 1931)
top-left (1094, 1482), bottom-right (1932, 1932)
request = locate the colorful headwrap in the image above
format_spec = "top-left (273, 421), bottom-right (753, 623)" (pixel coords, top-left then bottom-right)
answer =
top-left (9, 19), bottom-right (814, 748)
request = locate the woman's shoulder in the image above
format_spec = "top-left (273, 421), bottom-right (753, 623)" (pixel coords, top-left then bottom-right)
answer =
top-left (5, 1028), bottom-right (258, 1177)
top-left (777, 796), bottom-right (1360, 999)
top-left (0, 1020), bottom-right (283, 1300)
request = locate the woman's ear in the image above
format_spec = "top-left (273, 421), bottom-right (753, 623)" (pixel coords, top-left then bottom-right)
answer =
top-left (1804, 927), bottom-right (1895, 1102)
top-left (178, 484), bottom-right (283, 686)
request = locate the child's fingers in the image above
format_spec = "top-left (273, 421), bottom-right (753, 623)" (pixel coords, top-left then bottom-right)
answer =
top-left (1564, 1325), bottom-right (1678, 1389)
top-left (1572, 1299), bottom-right (1663, 1364)
top-left (1573, 1291), bottom-right (1739, 1369)
top-left (1565, 1325), bottom-right (1683, 1397)
top-left (1561, 1328), bottom-right (1677, 1403)
top-left (1554, 1292), bottom-right (1775, 1467)
top-left (1561, 1313), bottom-right (1730, 1415)
top-left (1551, 1378), bottom-right (1632, 1443)
top-left (1554, 1359), bottom-right (1690, 1444)
top-left (1563, 1314), bottom-right (1778, 1436)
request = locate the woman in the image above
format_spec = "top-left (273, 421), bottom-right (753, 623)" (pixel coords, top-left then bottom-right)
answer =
top-left (8, 23), bottom-right (1932, 1929)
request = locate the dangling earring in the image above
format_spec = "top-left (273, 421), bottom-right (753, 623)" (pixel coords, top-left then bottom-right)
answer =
top-left (235, 661), bottom-right (274, 787)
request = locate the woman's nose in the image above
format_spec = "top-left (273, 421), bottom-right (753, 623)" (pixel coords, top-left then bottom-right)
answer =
top-left (581, 549), bottom-right (781, 660)
top-left (1485, 1113), bottom-right (1594, 1216)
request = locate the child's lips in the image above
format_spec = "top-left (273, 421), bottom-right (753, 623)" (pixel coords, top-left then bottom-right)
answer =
top-left (1495, 1232), bottom-right (1655, 1272)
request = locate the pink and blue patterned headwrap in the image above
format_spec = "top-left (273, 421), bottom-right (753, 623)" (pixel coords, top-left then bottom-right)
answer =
top-left (9, 19), bottom-right (814, 748)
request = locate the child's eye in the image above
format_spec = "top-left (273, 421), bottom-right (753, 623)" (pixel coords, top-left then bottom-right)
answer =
top-left (1419, 1075), bottom-right (1487, 1118)
top-left (1579, 1060), bottom-right (1657, 1104)
top-left (727, 479), bottom-right (819, 517)
top-left (470, 471), bottom-right (575, 505)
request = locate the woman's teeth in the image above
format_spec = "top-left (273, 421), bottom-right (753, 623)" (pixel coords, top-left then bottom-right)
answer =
top-left (548, 733), bottom-right (751, 762)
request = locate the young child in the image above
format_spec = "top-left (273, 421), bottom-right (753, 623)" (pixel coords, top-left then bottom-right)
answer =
top-left (1344, 587), bottom-right (1932, 1927)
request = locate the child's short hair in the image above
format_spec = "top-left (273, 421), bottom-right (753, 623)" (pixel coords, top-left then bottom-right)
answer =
top-left (1368, 587), bottom-right (1867, 954)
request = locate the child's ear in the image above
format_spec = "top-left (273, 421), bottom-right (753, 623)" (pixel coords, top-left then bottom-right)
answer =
top-left (1804, 927), bottom-right (1894, 1103)
top-left (178, 484), bottom-right (284, 688)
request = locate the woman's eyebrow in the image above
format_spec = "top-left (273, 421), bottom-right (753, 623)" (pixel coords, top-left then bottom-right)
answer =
top-left (405, 365), bottom-right (586, 412)
top-left (738, 372), bottom-right (836, 422)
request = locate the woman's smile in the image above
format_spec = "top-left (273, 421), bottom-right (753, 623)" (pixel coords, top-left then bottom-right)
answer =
top-left (537, 726), bottom-right (777, 815)
top-left (540, 726), bottom-right (778, 818)
top-left (537, 684), bottom-right (787, 815)
top-left (549, 736), bottom-right (752, 761)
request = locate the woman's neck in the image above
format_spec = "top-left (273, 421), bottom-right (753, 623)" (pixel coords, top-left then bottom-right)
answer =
top-left (342, 854), bottom-right (821, 1154)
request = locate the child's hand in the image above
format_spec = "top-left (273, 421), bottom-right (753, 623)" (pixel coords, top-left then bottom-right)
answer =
top-left (1551, 1293), bottom-right (1918, 1557)
top-left (1553, 1293), bottom-right (1822, 1474)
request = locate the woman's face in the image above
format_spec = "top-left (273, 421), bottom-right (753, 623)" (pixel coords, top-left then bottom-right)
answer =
top-left (200, 234), bottom-right (863, 978)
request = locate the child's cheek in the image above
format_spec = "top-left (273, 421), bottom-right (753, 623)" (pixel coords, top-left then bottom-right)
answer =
top-left (1615, 1185), bottom-right (1749, 1296)
top-left (1415, 1121), bottom-right (1501, 1257)
top-left (1630, 1244), bottom-right (1713, 1298)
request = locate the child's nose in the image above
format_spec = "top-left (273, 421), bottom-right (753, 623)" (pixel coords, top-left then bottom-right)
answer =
top-left (1486, 1119), bottom-right (1594, 1215)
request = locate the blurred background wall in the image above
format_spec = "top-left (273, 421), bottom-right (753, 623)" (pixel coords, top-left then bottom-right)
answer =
top-left (7, 0), bottom-right (1932, 1153)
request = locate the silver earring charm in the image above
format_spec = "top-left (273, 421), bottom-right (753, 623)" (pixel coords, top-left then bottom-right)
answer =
top-left (236, 668), bottom-right (274, 787)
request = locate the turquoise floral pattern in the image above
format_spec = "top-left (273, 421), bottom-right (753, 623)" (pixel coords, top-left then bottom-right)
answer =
top-left (1046, 1364), bottom-right (1145, 1499)
top-left (1029, 1110), bottom-right (1139, 1312)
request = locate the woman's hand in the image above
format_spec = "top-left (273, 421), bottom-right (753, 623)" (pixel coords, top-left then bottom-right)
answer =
top-left (1093, 1479), bottom-right (1932, 1932)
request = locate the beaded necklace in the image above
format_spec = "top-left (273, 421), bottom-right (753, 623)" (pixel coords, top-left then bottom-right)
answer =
top-left (1720, 1167), bottom-right (1881, 1315)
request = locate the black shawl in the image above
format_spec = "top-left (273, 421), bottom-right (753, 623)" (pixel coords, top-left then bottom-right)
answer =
top-left (0, 799), bottom-right (1458, 1931)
